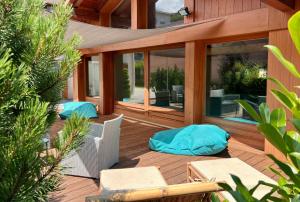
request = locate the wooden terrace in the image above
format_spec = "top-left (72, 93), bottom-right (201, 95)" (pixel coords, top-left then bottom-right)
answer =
top-left (49, 115), bottom-right (277, 202)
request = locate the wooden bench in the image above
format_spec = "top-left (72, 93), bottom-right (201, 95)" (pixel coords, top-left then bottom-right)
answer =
top-left (86, 166), bottom-right (223, 202)
top-left (187, 158), bottom-right (276, 201)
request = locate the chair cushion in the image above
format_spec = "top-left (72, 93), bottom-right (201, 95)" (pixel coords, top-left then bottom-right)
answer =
top-left (59, 102), bottom-right (98, 119)
top-left (190, 158), bottom-right (276, 201)
top-left (100, 167), bottom-right (167, 194)
top-left (149, 124), bottom-right (229, 156)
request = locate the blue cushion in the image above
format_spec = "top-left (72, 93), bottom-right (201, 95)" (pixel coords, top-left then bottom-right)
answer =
top-left (149, 124), bottom-right (229, 156)
top-left (59, 102), bottom-right (98, 119)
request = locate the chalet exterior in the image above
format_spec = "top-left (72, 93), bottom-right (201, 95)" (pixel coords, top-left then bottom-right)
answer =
top-left (65, 0), bottom-right (300, 159)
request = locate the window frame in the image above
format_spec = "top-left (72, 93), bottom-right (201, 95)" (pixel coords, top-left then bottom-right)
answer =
top-left (202, 33), bottom-right (269, 126)
top-left (113, 43), bottom-right (185, 117)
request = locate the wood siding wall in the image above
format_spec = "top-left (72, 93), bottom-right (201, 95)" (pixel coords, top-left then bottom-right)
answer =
top-left (193, 0), bottom-right (267, 21)
top-left (266, 29), bottom-right (300, 158)
top-left (264, 1), bottom-right (300, 159)
top-left (73, 1), bottom-right (300, 155)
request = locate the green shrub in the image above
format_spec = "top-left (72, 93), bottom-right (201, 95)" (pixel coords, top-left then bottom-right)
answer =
top-left (150, 65), bottom-right (184, 91)
top-left (215, 11), bottom-right (300, 202)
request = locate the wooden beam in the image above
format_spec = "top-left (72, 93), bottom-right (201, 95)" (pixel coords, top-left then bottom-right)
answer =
top-left (80, 8), bottom-right (269, 54)
top-left (184, 41), bottom-right (203, 124)
top-left (144, 51), bottom-right (149, 111)
top-left (73, 56), bottom-right (86, 101)
top-left (100, 0), bottom-right (123, 14)
top-left (131, 0), bottom-right (148, 29)
top-left (262, 0), bottom-right (295, 11)
top-left (71, 15), bottom-right (100, 26)
top-left (74, 0), bottom-right (84, 7)
top-left (99, 52), bottom-right (114, 115)
top-left (99, 0), bottom-right (123, 27)
top-left (63, 85), bottom-right (68, 99)
top-left (72, 7), bottom-right (100, 25)
top-left (73, 7), bottom-right (99, 18)
top-left (68, 0), bottom-right (77, 4)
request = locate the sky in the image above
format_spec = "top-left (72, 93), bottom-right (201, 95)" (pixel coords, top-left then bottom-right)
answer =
top-left (156, 0), bottom-right (184, 13)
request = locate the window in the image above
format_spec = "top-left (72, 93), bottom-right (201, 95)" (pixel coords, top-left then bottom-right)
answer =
top-left (206, 38), bottom-right (268, 124)
top-left (148, 0), bottom-right (184, 28)
top-left (114, 52), bottom-right (144, 104)
top-left (149, 48), bottom-right (185, 112)
top-left (86, 56), bottom-right (100, 97)
top-left (111, 0), bottom-right (131, 29)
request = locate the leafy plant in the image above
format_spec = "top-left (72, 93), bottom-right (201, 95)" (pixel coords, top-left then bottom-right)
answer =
top-left (219, 54), bottom-right (267, 97)
top-left (135, 60), bottom-right (144, 87)
top-left (121, 67), bottom-right (131, 99)
top-left (217, 11), bottom-right (300, 202)
top-left (0, 0), bottom-right (89, 201)
top-left (150, 64), bottom-right (184, 92)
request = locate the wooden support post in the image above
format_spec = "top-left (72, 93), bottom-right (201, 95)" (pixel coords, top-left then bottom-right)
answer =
top-left (144, 51), bottom-right (150, 110)
top-left (184, 41), bottom-right (204, 124)
top-left (73, 56), bottom-right (85, 101)
top-left (63, 84), bottom-right (68, 99)
top-left (131, 0), bottom-right (148, 29)
top-left (99, 52), bottom-right (114, 115)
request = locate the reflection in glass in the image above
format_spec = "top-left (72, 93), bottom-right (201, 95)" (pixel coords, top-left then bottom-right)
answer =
top-left (150, 48), bottom-right (185, 112)
top-left (148, 0), bottom-right (184, 28)
top-left (87, 56), bottom-right (100, 97)
top-left (206, 38), bottom-right (268, 124)
top-left (114, 53), bottom-right (144, 104)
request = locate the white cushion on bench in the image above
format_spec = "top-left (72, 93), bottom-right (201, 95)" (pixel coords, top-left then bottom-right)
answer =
top-left (190, 158), bottom-right (276, 201)
top-left (100, 166), bottom-right (168, 195)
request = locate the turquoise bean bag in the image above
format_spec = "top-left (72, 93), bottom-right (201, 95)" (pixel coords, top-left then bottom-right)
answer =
top-left (59, 102), bottom-right (98, 119)
top-left (149, 124), bottom-right (230, 156)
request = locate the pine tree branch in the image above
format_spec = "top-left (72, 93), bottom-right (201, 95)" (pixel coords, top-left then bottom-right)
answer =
top-left (38, 76), bottom-right (64, 97)
top-left (27, 128), bottom-right (81, 194)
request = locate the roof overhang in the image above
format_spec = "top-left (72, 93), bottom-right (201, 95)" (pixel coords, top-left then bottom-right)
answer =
top-left (65, 18), bottom-right (226, 51)
top-left (261, 0), bottom-right (295, 11)
top-left (65, 20), bottom-right (181, 49)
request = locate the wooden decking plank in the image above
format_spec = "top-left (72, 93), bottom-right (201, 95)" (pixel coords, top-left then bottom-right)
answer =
top-left (49, 116), bottom-right (275, 202)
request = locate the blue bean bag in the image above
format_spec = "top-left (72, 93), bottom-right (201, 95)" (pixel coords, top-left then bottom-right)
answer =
top-left (59, 102), bottom-right (98, 119)
top-left (149, 124), bottom-right (230, 156)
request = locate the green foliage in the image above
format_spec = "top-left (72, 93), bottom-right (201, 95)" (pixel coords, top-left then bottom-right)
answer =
top-left (0, 0), bottom-right (88, 201)
top-left (150, 65), bottom-right (184, 92)
top-left (121, 67), bottom-right (131, 99)
top-left (170, 13), bottom-right (184, 22)
top-left (219, 11), bottom-right (300, 202)
top-left (135, 60), bottom-right (144, 87)
top-left (219, 54), bottom-right (267, 97)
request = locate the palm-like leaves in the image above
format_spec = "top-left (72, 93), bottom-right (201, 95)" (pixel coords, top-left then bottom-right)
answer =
top-left (219, 11), bottom-right (300, 201)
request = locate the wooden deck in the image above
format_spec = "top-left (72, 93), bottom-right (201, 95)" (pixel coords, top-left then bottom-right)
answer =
top-left (49, 115), bottom-right (277, 202)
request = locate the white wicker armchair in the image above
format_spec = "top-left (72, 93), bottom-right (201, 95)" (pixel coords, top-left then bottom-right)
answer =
top-left (60, 114), bottom-right (123, 178)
